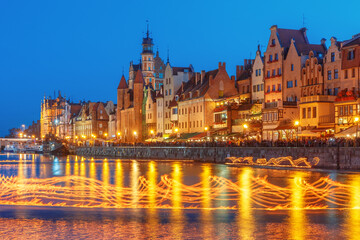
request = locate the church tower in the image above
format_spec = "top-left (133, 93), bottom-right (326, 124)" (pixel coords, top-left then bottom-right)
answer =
top-left (141, 23), bottom-right (155, 88)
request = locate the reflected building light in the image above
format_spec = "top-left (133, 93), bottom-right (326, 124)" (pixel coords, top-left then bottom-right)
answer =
top-left (238, 168), bottom-right (255, 239)
top-left (52, 157), bottom-right (61, 176)
top-left (201, 164), bottom-right (212, 238)
top-left (171, 162), bottom-right (184, 240)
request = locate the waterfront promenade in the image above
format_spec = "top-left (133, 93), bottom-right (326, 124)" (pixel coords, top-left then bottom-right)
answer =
top-left (76, 145), bottom-right (360, 170)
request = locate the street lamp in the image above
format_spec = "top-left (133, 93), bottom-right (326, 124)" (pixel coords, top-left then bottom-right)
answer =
top-left (354, 117), bottom-right (359, 138)
top-left (294, 120), bottom-right (300, 146)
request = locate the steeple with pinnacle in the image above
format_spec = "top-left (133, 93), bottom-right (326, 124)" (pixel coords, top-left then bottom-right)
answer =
top-left (141, 21), bottom-right (155, 88)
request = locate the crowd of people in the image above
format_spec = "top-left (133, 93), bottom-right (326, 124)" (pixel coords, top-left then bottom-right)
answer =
top-left (73, 137), bottom-right (360, 148)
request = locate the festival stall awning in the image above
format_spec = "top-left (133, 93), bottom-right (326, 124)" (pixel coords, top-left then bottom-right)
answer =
top-left (335, 125), bottom-right (358, 138)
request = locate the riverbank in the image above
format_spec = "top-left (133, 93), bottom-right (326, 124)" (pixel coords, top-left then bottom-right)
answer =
top-left (76, 146), bottom-right (360, 170)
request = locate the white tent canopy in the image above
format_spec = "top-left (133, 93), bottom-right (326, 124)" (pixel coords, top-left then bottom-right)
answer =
top-left (335, 125), bottom-right (358, 138)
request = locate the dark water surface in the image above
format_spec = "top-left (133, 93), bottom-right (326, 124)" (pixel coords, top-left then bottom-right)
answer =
top-left (0, 153), bottom-right (359, 239)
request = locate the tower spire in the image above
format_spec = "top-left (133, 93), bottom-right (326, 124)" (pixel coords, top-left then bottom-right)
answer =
top-left (146, 20), bottom-right (149, 38)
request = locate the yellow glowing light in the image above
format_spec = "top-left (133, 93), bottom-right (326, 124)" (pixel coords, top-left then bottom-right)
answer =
top-left (133, 131), bottom-right (137, 136)
top-left (243, 124), bottom-right (248, 129)
top-left (117, 132), bottom-right (121, 136)
top-left (355, 117), bottom-right (360, 123)
top-left (294, 120), bottom-right (300, 126)
top-left (226, 156), bottom-right (320, 168)
top-left (31, 135), bottom-right (35, 138)
top-left (24, 134), bottom-right (27, 138)
top-left (75, 136), bottom-right (78, 139)
top-left (150, 130), bottom-right (154, 135)
top-left (174, 128), bottom-right (179, 133)
top-left (204, 127), bottom-right (209, 131)
top-left (104, 133), bottom-right (108, 137)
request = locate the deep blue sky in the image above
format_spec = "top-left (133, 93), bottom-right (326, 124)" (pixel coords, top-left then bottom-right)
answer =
top-left (0, 0), bottom-right (359, 136)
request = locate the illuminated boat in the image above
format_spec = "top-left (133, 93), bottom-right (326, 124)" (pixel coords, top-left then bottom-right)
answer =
top-left (3, 144), bottom-right (18, 153)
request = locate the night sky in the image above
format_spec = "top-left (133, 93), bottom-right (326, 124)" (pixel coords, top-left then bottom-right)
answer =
top-left (0, 0), bottom-right (359, 137)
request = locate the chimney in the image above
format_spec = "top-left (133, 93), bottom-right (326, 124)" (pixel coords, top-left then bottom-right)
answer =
top-left (201, 70), bottom-right (205, 84)
top-left (244, 59), bottom-right (247, 66)
top-left (231, 75), bottom-right (235, 82)
top-left (218, 62), bottom-right (222, 69)
top-left (195, 72), bottom-right (199, 85)
top-left (236, 65), bottom-right (240, 80)
top-left (321, 38), bottom-right (326, 45)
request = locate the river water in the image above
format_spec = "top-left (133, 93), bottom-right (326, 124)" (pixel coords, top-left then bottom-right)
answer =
top-left (0, 153), bottom-right (359, 239)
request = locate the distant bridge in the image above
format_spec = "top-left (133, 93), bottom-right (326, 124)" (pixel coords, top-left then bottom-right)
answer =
top-left (0, 138), bottom-right (34, 149)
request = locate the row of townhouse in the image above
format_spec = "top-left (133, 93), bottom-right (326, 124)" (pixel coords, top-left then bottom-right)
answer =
top-left (151, 26), bottom-right (360, 141)
top-left (40, 91), bottom-right (117, 141)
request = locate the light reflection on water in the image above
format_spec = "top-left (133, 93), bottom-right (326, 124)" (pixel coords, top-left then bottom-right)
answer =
top-left (0, 153), bottom-right (359, 239)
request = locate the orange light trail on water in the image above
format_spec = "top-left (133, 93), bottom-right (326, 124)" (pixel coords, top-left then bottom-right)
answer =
top-left (0, 174), bottom-right (358, 210)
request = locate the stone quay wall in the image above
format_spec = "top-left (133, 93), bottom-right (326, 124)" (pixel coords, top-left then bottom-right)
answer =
top-left (76, 146), bottom-right (360, 170)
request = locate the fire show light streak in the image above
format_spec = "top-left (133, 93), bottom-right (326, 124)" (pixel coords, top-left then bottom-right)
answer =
top-left (0, 174), bottom-right (359, 210)
top-left (225, 156), bottom-right (320, 168)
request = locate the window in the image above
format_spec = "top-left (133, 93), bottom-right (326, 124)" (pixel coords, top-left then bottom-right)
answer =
top-left (345, 70), bottom-right (348, 79)
top-left (172, 108), bottom-right (177, 114)
top-left (165, 101), bottom-right (168, 107)
top-left (200, 106), bottom-right (202, 112)
top-left (259, 69), bottom-right (261, 76)
top-left (334, 88), bottom-right (339, 96)
top-left (256, 69), bottom-right (258, 76)
top-left (165, 90), bottom-right (168, 96)
top-left (271, 39), bottom-right (275, 45)
top-left (148, 67), bottom-right (151, 71)
top-left (307, 107), bottom-right (311, 119)
top-left (269, 55), bottom-right (273, 62)
top-left (291, 64), bottom-right (294, 71)
top-left (348, 50), bottom-right (355, 60)
top-left (328, 71), bottom-right (332, 80)
top-left (257, 85), bottom-right (260, 91)
top-left (267, 71), bottom-right (270, 78)
top-left (334, 69), bottom-right (339, 79)
top-left (331, 52), bottom-right (335, 62)
top-left (278, 84), bottom-right (281, 91)
top-left (200, 120), bottom-right (202, 127)
top-left (328, 89), bottom-right (333, 95)
top-left (148, 104), bottom-right (151, 109)
top-left (278, 68), bottom-right (281, 76)
top-left (272, 85), bottom-right (275, 92)
top-left (159, 73), bottom-right (163, 78)
top-left (149, 78), bottom-right (152, 82)
top-left (100, 110), bottom-right (103, 114)
top-left (197, 106), bottom-right (199, 112)
top-left (169, 89), bottom-right (172, 95)
top-left (313, 107), bottom-right (316, 118)
top-left (287, 81), bottom-right (293, 88)
top-left (352, 68), bottom-right (356, 78)
top-left (261, 84), bottom-right (264, 91)
top-left (253, 85), bottom-right (256, 92)
top-left (99, 123), bottom-right (102, 128)
top-left (303, 108), bottom-right (306, 118)
top-left (272, 69), bottom-right (276, 77)
top-left (295, 79), bottom-right (297, 87)
top-left (275, 54), bottom-right (278, 61)
top-left (267, 86), bottom-right (270, 93)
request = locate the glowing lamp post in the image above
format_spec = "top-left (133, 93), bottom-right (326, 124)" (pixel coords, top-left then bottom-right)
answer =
top-left (243, 124), bottom-right (248, 140)
top-left (294, 120), bottom-right (300, 146)
top-left (174, 128), bottom-right (179, 139)
top-left (355, 117), bottom-right (359, 138)
top-left (133, 131), bottom-right (138, 143)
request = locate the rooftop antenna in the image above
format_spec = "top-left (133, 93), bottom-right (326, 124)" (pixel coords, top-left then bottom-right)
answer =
top-left (122, 66), bottom-right (124, 76)
top-left (167, 47), bottom-right (170, 63)
top-left (302, 13), bottom-right (306, 28)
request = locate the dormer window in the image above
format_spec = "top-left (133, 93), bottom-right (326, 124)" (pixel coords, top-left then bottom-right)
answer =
top-left (275, 54), bottom-right (278, 61)
top-left (269, 55), bottom-right (273, 62)
top-left (271, 39), bottom-right (275, 46)
top-left (348, 50), bottom-right (355, 60)
top-left (331, 52), bottom-right (335, 62)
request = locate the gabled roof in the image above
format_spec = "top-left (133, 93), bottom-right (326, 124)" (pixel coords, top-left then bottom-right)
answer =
top-left (277, 28), bottom-right (308, 49)
top-left (117, 75), bottom-right (128, 89)
top-left (342, 34), bottom-right (360, 48)
top-left (172, 67), bottom-right (193, 75)
top-left (179, 69), bottom-right (219, 101)
top-left (295, 43), bottom-right (326, 55)
top-left (134, 69), bottom-right (144, 84)
top-left (237, 69), bottom-right (251, 81)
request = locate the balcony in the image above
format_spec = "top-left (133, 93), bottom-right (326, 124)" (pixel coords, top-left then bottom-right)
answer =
top-left (283, 101), bottom-right (297, 107)
top-left (300, 95), bottom-right (336, 103)
top-left (264, 102), bottom-right (278, 109)
top-left (319, 114), bottom-right (335, 124)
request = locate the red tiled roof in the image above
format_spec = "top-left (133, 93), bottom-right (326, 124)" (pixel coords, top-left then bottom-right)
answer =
top-left (134, 69), bottom-right (144, 84)
top-left (277, 28), bottom-right (308, 48)
top-left (117, 75), bottom-right (128, 89)
top-left (295, 43), bottom-right (326, 55)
